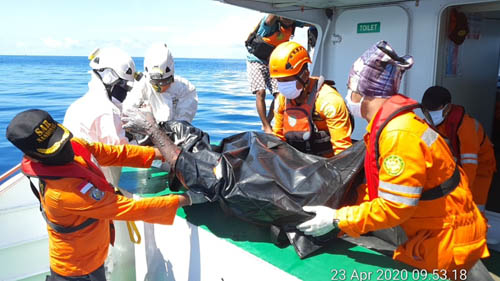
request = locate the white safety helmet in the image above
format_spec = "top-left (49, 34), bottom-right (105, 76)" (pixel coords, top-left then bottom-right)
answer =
top-left (144, 43), bottom-right (174, 80)
top-left (89, 47), bottom-right (136, 82)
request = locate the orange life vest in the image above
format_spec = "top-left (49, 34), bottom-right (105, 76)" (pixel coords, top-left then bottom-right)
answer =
top-left (22, 140), bottom-right (115, 193)
top-left (283, 80), bottom-right (333, 157)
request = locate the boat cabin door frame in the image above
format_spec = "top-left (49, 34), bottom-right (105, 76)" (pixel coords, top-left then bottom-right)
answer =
top-left (435, 1), bottom-right (500, 250)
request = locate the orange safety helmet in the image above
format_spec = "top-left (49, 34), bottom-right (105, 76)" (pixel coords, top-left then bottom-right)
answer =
top-left (269, 41), bottom-right (311, 78)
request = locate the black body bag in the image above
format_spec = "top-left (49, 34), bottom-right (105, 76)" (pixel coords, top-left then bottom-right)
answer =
top-left (162, 121), bottom-right (365, 258)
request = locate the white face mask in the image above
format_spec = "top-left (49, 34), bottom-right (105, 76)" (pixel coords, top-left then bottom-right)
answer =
top-left (428, 109), bottom-right (445, 126)
top-left (277, 80), bottom-right (302, 99)
top-left (345, 89), bottom-right (364, 118)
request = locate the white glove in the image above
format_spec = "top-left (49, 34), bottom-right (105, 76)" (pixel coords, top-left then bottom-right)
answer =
top-left (185, 190), bottom-right (209, 205)
top-left (122, 107), bottom-right (157, 136)
top-left (297, 206), bottom-right (339, 237)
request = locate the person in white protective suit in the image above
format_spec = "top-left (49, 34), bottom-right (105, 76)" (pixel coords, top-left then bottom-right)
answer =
top-left (63, 47), bottom-right (138, 281)
top-left (64, 47), bottom-right (135, 182)
top-left (123, 43), bottom-right (198, 125)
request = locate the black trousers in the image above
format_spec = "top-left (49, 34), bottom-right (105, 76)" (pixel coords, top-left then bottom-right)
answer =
top-left (46, 265), bottom-right (106, 281)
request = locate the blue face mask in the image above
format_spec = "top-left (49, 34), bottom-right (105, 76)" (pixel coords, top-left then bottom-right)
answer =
top-left (428, 108), bottom-right (445, 126)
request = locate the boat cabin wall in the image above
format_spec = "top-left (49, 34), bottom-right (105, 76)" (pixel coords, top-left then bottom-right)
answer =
top-left (223, 0), bottom-right (500, 140)
top-left (321, 4), bottom-right (412, 139)
top-left (318, 0), bottom-right (500, 139)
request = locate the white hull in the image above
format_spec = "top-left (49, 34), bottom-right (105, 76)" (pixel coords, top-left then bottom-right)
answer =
top-left (1, 169), bottom-right (499, 281)
top-left (134, 220), bottom-right (300, 281)
top-left (0, 172), bottom-right (50, 281)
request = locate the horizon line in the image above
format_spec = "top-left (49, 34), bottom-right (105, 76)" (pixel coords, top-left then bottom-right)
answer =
top-left (0, 54), bottom-right (246, 60)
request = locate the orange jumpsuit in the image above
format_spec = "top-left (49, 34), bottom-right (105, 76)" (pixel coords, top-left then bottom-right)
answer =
top-left (335, 107), bottom-right (489, 276)
top-left (437, 112), bottom-right (496, 206)
top-left (40, 138), bottom-right (179, 276)
top-left (273, 77), bottom-right (352, 156)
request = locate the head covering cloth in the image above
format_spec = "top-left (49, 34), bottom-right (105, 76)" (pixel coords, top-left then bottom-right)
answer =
top-left (347, 40), bottom-right (414, 97)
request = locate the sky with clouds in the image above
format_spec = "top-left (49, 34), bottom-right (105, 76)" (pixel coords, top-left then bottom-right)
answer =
top-left (1, 0), bottom-right (308, 59)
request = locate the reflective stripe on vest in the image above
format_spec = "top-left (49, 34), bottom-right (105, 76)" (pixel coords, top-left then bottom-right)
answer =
top-left (461, 153), bottom-right (478, 165)
top-left (378, 164), bottom-right (461, 204)
top-left (421, 127), bottom-right (439, 147)
top-left (378, 180), bottom-right (422, 206)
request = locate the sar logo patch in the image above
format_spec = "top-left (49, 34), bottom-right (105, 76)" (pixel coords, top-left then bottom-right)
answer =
top-left (90, 187), bottom-right (104, 201)
top-left (383, 155), bottom-right (405, 176)
top-left (288, 116), bottom-right (297, 127)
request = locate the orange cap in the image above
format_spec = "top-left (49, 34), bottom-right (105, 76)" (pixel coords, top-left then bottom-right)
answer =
top-left (269, 41), bottom-right (311, 78)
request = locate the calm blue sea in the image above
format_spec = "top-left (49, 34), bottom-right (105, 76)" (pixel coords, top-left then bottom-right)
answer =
top-left (0, 55), bottom-right (267, 175)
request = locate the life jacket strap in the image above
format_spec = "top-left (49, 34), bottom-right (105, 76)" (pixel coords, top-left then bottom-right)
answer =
top-left (27, 176), bottom-right (98, 234)
top-left (420, 165), bottom-right (460, 201)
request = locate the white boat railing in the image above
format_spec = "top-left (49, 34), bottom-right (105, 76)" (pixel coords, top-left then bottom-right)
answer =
top-left (0, 164), bottom-right (21, 184)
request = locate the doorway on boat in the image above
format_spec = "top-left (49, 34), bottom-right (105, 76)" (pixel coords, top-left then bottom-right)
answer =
top-left (435, 2), bottom-right (500, 255)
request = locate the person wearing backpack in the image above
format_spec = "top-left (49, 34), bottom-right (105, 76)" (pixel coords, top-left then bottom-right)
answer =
top-left (268, 41), bottom-right (353, 157)
top-left (245, 14), bottom-right (307, 134)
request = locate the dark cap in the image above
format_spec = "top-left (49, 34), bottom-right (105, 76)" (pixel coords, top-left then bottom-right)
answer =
top-left (6, 109), bottom-right (72, 159)
top-left (421, 86), bottom-right (452, 111)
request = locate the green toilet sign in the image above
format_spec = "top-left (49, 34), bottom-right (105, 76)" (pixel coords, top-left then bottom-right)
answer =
top-left (357, 22), bottom-right (381, 33)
